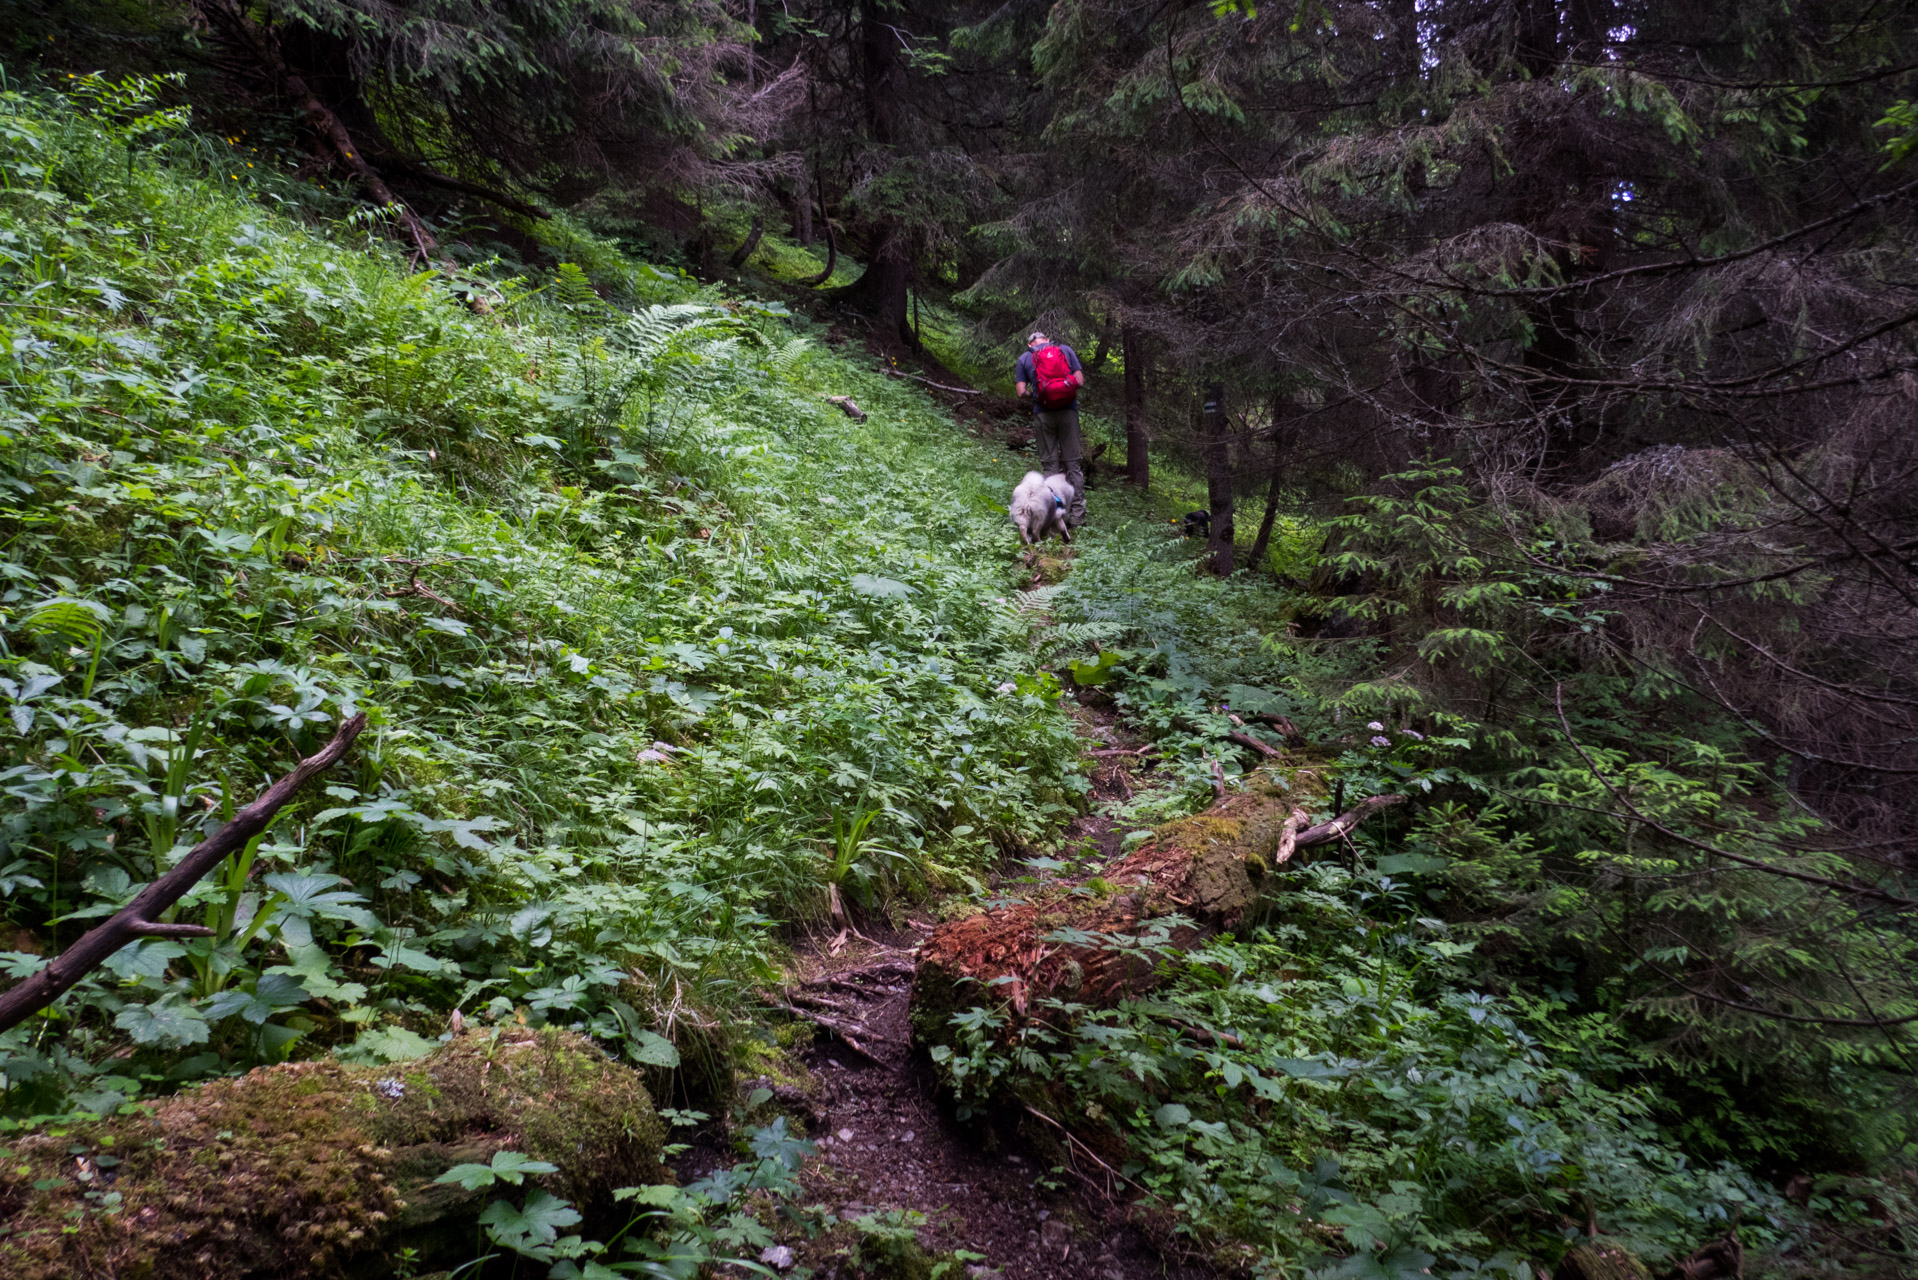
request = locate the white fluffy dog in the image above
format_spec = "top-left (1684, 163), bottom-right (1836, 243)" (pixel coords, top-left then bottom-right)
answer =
top-left (1009, 470), bottom-right (1074, 546)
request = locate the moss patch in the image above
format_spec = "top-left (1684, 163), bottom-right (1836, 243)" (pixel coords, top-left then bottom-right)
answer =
top-left (0, 1029), bottom-right (664, 1280)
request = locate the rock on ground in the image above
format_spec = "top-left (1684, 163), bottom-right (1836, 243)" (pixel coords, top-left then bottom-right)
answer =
top-left (0, 1028), bottom-right (664, 1280)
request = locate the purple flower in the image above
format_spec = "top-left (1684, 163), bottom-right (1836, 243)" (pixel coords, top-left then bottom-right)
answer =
top-left (1367, 721), bottom-right (1385, 732)
top-left (1403, 730), bottom-right (1425, 741)
top-left (1371, 735), bottom-right (1392, 747)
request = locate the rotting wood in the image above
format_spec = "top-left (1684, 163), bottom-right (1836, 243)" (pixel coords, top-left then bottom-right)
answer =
top-left (1227, 729), bottom-right (1281, 758)
top-left (825, 395), bottom-right (868, 421)
top-left (0, 1029), bottom-right (662, 1280)
top-left (0, 713), bottom-right (368, 1036)
top-left (912, 775), bottom-right (1407, 1031)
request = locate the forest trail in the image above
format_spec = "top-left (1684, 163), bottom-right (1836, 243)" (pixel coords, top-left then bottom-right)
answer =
top-left (770, 545), bottom-right (1204, 1280)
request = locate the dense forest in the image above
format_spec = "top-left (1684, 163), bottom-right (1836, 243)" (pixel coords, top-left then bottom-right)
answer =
top-left (0, 1), bottom-right (1913, 1278)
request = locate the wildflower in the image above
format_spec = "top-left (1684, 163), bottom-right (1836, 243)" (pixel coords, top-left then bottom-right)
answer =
top-left (1367, 721), bottom-right (1385, 731)
top-left (1371, 735), bottom-right (1391, 747)
top-left (1403, 729), bottom-right (1425, 741)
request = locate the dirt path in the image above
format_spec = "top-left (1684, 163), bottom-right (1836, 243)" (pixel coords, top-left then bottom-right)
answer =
top-left (762, 702), bottom-right (1214, 1280)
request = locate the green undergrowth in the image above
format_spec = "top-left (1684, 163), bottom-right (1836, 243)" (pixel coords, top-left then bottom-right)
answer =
top-left (923, 470), bottom-right (1916, 1275)
top-left (0, 76), bottom-right (1080, 1115)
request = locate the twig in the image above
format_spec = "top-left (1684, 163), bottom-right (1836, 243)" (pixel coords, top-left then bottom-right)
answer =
top-left (1552, 684), bottom-right (1918, 909)
top-left (787, 989), bottom-right (869, 1017)
top-left (1208, 757), bottom-right (1227, 802)
top-left (1021, 1104), bottom-right (1152, 1197)
top-left (384, 568), bottom-right (462, 613)
top-left (0, 714), bottom-right (369, 1034)
top-left (881, 367), bottom-right (982, 395)
top-left (774, 1001), bottom-right (889, 1060)
top-left (1087, 746), bottom-right (1156, 757)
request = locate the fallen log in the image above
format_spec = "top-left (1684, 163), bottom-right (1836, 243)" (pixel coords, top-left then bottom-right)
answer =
top-left (912, 771), bottom-right (1405, 1037)
top-left (1226, 729), bottom-right (1281, 758)
top-left (0, 1029), bottom-right (665, 1280)
top-left (825, 395), bottom-right (868, 421)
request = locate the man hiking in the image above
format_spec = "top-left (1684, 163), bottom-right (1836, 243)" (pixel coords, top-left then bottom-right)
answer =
top-left (1015, 330), bottom-right (1088, 528)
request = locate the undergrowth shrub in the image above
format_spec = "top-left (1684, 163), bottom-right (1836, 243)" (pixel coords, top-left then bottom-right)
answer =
top-left (0, 76), bottom-right (1078, 1114)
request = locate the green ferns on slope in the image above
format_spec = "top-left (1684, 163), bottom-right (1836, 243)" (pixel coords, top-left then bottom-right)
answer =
top-left (0, 78), bottom-right (1078, 1110)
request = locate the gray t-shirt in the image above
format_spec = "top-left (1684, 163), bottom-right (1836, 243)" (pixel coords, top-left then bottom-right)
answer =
top-left (1016, 345), bottom-right (1083, 412)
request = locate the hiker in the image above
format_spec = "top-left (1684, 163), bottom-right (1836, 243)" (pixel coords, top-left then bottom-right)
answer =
top-left (1014, 330), bottom-right (1087, 528)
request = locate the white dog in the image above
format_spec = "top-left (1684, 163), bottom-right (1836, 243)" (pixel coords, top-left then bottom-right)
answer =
top-left (1009, 471), bottom-right (1074, 546)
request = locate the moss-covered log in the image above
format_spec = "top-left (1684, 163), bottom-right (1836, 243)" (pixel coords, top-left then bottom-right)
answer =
top-left (913, 767), bottom-right (1401, 1042)
top-left (0, 1029), bottom-right (665, 1280)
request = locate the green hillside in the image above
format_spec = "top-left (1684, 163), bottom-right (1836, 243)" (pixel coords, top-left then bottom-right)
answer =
top-left (1, 68), bottom-right (1912, 1280)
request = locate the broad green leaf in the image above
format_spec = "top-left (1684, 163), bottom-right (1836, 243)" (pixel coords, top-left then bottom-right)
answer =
top-left (115, 999), bottom-right (210, 1048)
top-left (627, 1029), bottom-right (680, 1068)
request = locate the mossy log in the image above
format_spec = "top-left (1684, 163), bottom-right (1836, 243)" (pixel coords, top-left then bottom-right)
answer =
top-left (0, 1028), bottom-right (665, 1280)
top-left (912, 768), bottom-right (1401, 1043)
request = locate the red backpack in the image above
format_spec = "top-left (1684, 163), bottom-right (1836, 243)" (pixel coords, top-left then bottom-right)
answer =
top-left (1032, 344), bottom-right (1077, 409)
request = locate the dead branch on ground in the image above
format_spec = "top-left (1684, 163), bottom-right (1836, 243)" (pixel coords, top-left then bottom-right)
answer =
top-left (0, 714), bottom-right (368, 1034)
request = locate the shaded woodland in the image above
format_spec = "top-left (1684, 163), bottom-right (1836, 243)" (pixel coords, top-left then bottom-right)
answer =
top-left (1, 0), bottom-right (1916, 1276)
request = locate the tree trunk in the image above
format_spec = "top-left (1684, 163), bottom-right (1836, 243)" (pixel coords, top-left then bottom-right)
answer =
top-left (830, 223), bottom-right (914, 346)
top-left (827, 1), bottom-right (916, 347)
top-left (794, 174), bottom-right (814, 246)
top-left (194, 1), bottom-right (436, 262)
top-left (802, 216), bottom-right (837, 287)
top-left (728, 215), bottom-right (765, 268)
top-left (1202, 384), bottom-right (1234, 574)
top-left (1122, 324), bottom-right (1150, 488)
top-left (1248, 395), bottom-right (1289, 571)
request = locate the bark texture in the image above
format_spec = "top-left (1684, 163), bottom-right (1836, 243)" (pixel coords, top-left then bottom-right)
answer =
top-left (912, 768), bottom-right (1404, 1041)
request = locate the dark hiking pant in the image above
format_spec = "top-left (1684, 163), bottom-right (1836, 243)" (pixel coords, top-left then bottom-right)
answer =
top-left (1034, 403), bottom-right (1086, 527)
